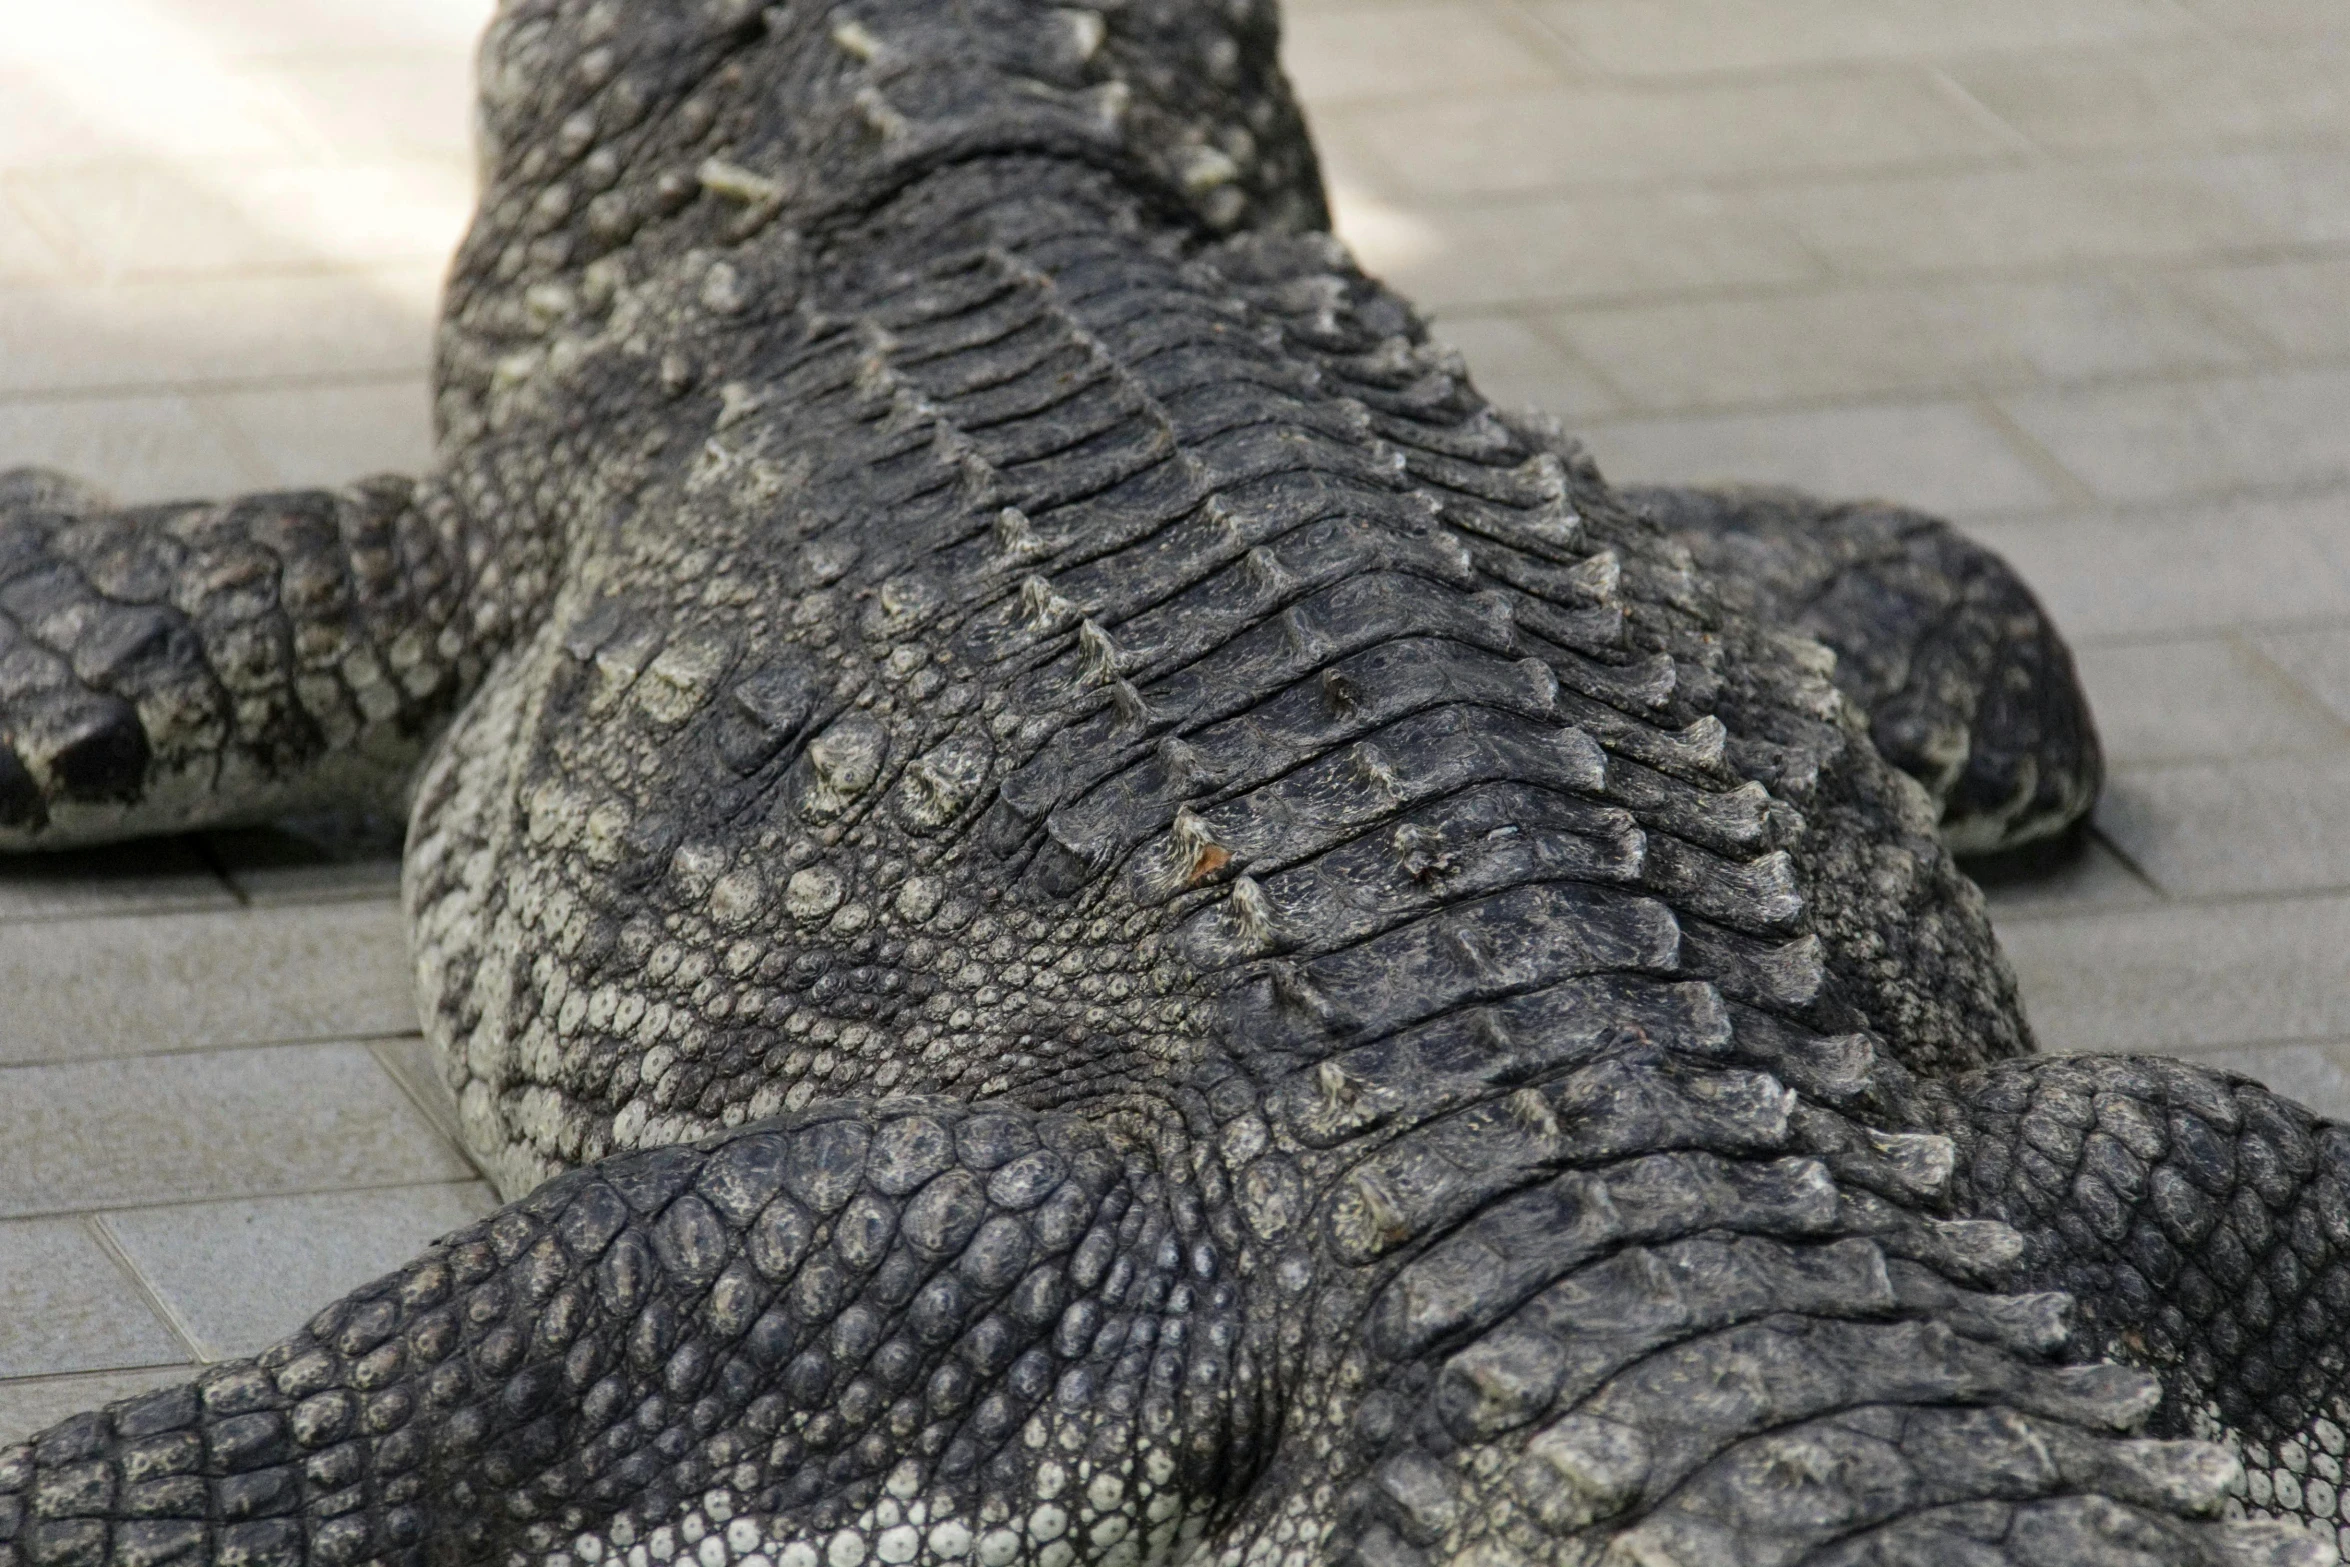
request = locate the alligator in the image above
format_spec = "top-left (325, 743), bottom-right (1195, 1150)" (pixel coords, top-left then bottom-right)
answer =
top-left (0, 1), bottom-right (2342, 1563)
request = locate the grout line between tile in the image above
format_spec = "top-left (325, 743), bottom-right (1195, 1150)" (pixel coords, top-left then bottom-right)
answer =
top-left (1478, 0), bottom-right (1593, 82)
top-left (2068, 613), bottom-right (2350, 651)
top-left (1514, 311), bottom-right (1640, 409)
top-left (1918, 65), bottom-right (2046, 161)
top-left (0, 1359), bottom-right (196, 1393)
top-left (1394, 227), bottom-right (2350, 316)
top-left (2081, 826), bottom-right (2163, 901)
top-left (1967, 393), bottom-right (2111, 511)
top-left (191, 834), bottom-right (255, 908)
top-left (0, 171), bottom-right (90, 275)
top-left (0, 1029), bottom-right (429, 1078)
top-left (367, 1038), bottom-right (479, 1171)
top-left (2228, 628), bottom-right (2350, 744)
top-left (1986, 872), bottom-right (2350, 923)
top-left (6, 1172), bottom-right (492, 1229)
top-left (0, 877), bottom-right (400, 925)
top-left (1553, 350), bottom-right (2350, 427)
top-left (0, 368), bottom-right (434, 411)
top-left (82, 1213), bottom-right (208, 1366)
top-left (2113, 1030), bottom-right (2350, 1060)
top-left (1308, 131), bottom-right (2350, 208)
top-left (185, 388), bottom-right (279, 489)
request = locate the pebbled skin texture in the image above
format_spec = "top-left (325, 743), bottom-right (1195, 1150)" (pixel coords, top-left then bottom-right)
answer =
top-left (0, 1), bottom-right (2340, 1565)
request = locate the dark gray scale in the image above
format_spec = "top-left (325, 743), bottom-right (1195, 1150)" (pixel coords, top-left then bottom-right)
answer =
top-left (1949, 1055), bottom-right (2350, 1554)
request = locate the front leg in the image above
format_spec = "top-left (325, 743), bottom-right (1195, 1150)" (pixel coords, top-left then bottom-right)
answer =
top-left (1627, 483), bottom-right (2104, 858)
top-left (0, 1101), bottom-right (1250, 1567)
top-left (0, 467), bottom-right (493, 849)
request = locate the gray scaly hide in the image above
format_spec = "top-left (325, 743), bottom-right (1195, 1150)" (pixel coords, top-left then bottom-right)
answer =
top-left (2, 2), bottom-right (2343, 1566)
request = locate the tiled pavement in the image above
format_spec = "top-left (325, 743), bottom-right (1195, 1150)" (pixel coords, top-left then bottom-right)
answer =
top-left (2, 0), bottom-right (2347, 1453)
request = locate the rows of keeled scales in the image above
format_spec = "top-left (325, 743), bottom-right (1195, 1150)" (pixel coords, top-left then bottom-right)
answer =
top-left (447, 151), bottom-right (1861, 1140)
top-left (441, 0), bottom-right (1327, 448)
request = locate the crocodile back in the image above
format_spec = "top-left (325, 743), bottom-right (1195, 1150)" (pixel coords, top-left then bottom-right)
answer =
top-left (405, 137), bottom-right (2029, 1198)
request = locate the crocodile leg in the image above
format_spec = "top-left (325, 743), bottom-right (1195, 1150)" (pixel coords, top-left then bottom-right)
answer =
top-left (0, 1100), bottom-right (1255, 1567)
top-left (1949, 1054), bottom-right (2350, 1551)
top-left (1627, 483), bottom-right (2105, 857)
top-left (0, 469), bottom-right (493, 849)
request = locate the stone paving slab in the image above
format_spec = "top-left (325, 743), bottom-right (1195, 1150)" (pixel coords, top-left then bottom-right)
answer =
top-left (1329, 70), bottom-right (2020, 199)
top-left (0, 391), bottom-right (256, 503)
top-left (1529, 0), bottom-right (2199, 73)
top-left (1998, 893), bottom-right (2350, 1056)
top-left (1548, 274), bottom-right (2254, 414)
top-left (2190, 259), bottom-right (2350, 360)
top-left (1969, 491), bottom-right (2350, 639)
top-left (2187, 147), bottom-right (2350, 247)
top-left (210, 375), bottom-right (438, 487)
top-left (1943, 40), bottom-right (2350, 154)
top-left (0, 900), bottom-right (414, 1066)
top-left (1429, 316), bottom-right (1624, 422)
top-left (2256, 627), bottom-right (2350, 721)
top-left (7, 161), bottom-right (475, 279)
top-left (2070, 635), bottom-right (2348, 765)
top-left (1281, 3), bottom-right (1566, 101)
top-left (0, 1217), bottom-right (187, 1380)
top-left (0, 267), bottom-right (439, 397)
top-left (1999, 365), bottom-right (2350, 506)
top-left (0, 65), bottom-right (304, 171)
top-left (0, 1042), bottom-right (473, 1218)
top-left (1358, 187), bottom-right (1826, 313)
top-left (1580, 397), bottom-right (2066, 521)
top-left (245, 57), bottom-right (482, 162)
top-left (0, 203), bottom-right (63, 283)
top-left (101, 1182), bottom-right (499, 1362)
top-left (1752, 159), bottom-right (2310, 275)
top-left (2096, 755), bottom-right (2350, 898)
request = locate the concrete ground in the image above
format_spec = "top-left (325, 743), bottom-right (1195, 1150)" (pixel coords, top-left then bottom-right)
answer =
top-left (3, 0), bottom-right (2348, 1452)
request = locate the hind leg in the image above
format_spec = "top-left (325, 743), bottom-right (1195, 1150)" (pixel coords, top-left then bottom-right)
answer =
top-left (1630, 483), bottom-right (2104, 856)
top-left (0, 467), bottom-right (488, 849)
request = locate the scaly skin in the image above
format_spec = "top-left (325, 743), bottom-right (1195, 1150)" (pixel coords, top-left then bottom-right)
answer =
top-left (0, 470), bottom-right (488, 842)
top-left (1627, 483), bottom-right (2104, 858)
top-left (0, 1), bottom-right (2335, 1565)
